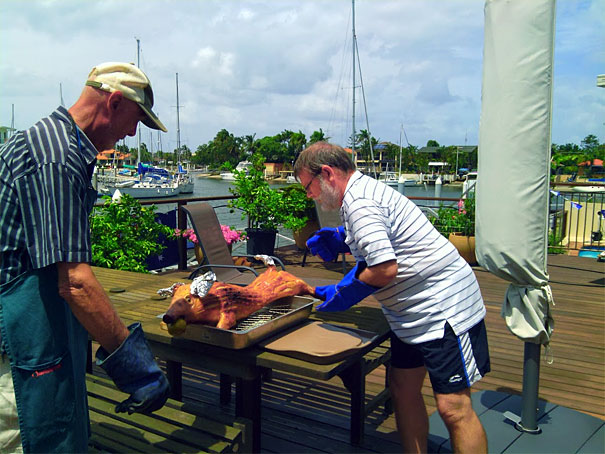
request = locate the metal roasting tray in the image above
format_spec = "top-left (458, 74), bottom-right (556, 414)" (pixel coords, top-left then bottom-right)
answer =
top-left (159, 296), bottom-right (316, 349)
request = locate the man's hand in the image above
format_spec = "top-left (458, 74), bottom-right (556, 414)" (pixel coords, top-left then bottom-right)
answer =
top-left (306, 226), bottom-right (350, 262)
top-left (314, 262), bottom-right (379, 312)
top-left (96, 323), bottom-right (169, 414)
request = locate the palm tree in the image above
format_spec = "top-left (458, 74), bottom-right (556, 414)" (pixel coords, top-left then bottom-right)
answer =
top-left (309, 128), bottom-right (328, 144)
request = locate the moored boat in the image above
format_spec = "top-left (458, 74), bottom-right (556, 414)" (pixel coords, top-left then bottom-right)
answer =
top-left (221, 161), bottom-right (252, 181)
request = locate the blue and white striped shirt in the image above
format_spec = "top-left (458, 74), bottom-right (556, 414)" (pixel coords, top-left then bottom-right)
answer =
top-left (341, 171), bottom-right (485, 344)
top-left (0, 106), bottom-right (98, 286)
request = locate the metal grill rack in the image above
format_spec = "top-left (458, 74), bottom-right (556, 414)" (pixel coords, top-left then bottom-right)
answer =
top-left (234, 303), bottom-right (295, 332)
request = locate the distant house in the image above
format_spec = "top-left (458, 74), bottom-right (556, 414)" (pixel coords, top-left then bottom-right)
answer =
top-left (0, 126), bottom-right (16, 144)
top-left (96, 149), bottom-right (132, 167)
top-left (354, 142), bottom-right (395, 174)
top-left (578, 159), bottom-right (604, 178)
top-left (418, 145), bottom-right (478, 173)
top-left (263, 162), bottom-right (285, 179)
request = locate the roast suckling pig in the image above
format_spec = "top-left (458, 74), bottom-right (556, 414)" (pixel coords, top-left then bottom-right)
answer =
top-left (162, 264), bottom-right (315, 334)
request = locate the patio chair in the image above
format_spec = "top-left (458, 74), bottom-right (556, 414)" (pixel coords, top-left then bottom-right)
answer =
top-left (181, 203), bottom-right (285, 285)
top-left (301, 201), bottom-right (348, 274)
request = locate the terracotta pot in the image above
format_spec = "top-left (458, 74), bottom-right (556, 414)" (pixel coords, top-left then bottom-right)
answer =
top-left (194, 244), bottom-right (204, 264)
top-left (293, 219), bottom-right (320, 250)
top-left (448, 233), bottom-right (477, 265)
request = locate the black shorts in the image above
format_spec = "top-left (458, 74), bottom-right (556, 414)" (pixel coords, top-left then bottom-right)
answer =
top-left (390, 320), bottom-right (490, 394)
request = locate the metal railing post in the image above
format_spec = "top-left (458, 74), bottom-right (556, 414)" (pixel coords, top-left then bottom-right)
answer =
top-left (177, 200), bottom-right (188, 270)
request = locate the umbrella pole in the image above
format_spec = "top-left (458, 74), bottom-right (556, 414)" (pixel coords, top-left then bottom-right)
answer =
top-left (519, 342), bottom-right (542, 433)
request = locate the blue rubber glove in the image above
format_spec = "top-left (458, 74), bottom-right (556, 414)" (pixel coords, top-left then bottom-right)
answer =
top-left (96, 322), bottom-right (170, 414)
top-left (315, 262), bottom-right (379, 312)
top-left (306, 226), bottom-right (351, 262)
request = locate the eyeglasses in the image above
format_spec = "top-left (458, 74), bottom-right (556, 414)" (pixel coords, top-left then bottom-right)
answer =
top-left (303, 173), bottom-right (319, 193)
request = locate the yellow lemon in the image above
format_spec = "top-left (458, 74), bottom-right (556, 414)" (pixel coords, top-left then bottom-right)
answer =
top-left (168, 318), bottom-right (187, 336)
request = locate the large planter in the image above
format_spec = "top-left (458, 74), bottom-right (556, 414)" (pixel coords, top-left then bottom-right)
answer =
top-left (246, 228), bottom-right (277, 256)
top-left (448, 233), bottom-right (477, 265)
top-left (293, 219), bottom-right (320, 250)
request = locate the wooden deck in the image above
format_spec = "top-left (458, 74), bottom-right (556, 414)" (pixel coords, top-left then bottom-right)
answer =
top-left (96, 249), bottom-right (604, 453)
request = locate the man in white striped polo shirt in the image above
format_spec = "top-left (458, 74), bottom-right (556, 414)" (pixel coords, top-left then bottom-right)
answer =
top-left (294, 142), bottom-right (489, 453)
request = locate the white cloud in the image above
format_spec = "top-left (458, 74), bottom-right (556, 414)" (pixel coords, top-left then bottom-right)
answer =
top-left (0, 0), bottom-right (602, 152)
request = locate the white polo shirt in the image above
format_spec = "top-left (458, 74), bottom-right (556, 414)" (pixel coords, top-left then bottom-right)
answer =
top-left (340, 171), bottom-right (486, 344)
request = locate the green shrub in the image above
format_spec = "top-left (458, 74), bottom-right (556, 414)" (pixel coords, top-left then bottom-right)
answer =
top-left (90, 194), bottom-right (173, 272)
top-left (429, 196), bottom-right (476, 237)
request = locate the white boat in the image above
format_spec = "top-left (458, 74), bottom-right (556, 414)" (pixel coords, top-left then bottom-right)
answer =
top-left (104, 175), bottom-right (180, 199)
top-left (379, 171), bottom-right (400, 187)
top-left (176, 164), bottom-right (194, 194)
top-left (571, 185), bottom-right (605, 193)
top-left (173, 75), bottom-right (194, 194)
top-left (176, 173), bottom-right (194, 193)
top-left (462, 171), bottom-right (478, 196)
top-left (221, 161), bottom-right (252, 181)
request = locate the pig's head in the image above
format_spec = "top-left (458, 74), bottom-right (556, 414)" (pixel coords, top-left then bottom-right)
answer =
top-left (162, 283), bottom-right (221, 335)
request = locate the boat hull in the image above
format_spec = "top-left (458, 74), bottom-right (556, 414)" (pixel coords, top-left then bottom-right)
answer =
top-left (105, 184), bottom-right (180, 199)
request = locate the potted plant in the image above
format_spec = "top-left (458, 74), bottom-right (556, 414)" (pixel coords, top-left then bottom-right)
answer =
top-left (429, 196), bottom-right (477, 264)
top-left (228, 153), bottom-right (312, 255)
top-left (279, 183), bottom-right (318, 250)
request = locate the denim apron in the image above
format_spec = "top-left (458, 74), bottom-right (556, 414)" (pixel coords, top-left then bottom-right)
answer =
top-left (0, 181), bottom-right (97, 453)
top-left (0, 266), bottom-right (89, 453)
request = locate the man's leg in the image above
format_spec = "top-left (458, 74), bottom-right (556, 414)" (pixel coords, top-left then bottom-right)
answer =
top-left (389, 366), bottom-right (428, 454)
top-left (434, 388), bottom-right (487, 454)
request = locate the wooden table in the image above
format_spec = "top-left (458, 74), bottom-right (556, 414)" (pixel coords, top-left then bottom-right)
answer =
top-left (93, 267), bottom-right (391, 453)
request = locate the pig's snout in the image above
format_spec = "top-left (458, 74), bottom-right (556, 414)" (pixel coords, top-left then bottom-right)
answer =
top-left (163, 297), bottom-right (190, 324)
top-left (163, 312), bottom-right (176, 324)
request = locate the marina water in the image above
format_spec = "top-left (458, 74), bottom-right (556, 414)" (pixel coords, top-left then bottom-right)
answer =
top-left (171, 177), bottom-right (464, 252)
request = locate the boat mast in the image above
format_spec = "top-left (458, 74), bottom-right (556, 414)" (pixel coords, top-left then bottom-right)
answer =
top-left (399, 125), bottom-right (403, 176)
top-left (175, 72), bottom-right (181, 165)
top-left (351, 0), bottom-right (356, 163)
top-left (351, 0), bottom-right (377, 178)
top-left (136, 37), bottom-right (141, 168)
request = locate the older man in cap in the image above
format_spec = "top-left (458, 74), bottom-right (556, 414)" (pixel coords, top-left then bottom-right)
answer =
top-left (0, 62), bottom-right (169, 453)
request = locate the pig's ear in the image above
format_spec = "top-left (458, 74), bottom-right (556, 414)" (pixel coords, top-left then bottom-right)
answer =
top-left (158, 282), bottom-right (185, 297)
top-left (171, 283), bottom-right (185, 294)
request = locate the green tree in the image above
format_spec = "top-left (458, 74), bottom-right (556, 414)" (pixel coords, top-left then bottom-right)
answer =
top-left (352, 129), bottom-right (379, 166)
top-left (309, 128), bottom-right (328, 144)
top-left (256, 135), bottom-right (288, 163)
top-left (193, 129), bottom-right (242, 168)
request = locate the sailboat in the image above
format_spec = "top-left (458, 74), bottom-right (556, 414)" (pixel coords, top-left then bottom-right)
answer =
top-left (349, 0), bottom-right (377, 178)
top-left (174, 72), bottom-right (194, 194)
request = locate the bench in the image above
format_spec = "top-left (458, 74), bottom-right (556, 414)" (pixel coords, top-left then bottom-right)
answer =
top-left (87, 374), bottom-right (251, 453)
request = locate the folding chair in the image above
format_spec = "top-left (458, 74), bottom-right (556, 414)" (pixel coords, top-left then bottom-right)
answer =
top-left (301, 201), bottom-right (348, 274)
top-left (181, 203), bottom-right (285, 285)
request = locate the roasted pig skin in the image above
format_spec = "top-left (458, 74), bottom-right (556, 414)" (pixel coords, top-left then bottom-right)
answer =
top-left (162, 266), bottom-right (315, 331)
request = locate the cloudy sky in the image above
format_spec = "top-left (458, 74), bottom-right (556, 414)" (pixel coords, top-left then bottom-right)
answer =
top-left (1, 0), bottom-right (603, 153)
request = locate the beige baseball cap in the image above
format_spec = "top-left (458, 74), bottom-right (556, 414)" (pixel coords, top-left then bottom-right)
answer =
top-left (85, 62), bottom-right (167, 132)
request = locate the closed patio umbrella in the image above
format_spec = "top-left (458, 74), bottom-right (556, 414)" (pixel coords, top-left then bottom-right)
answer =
top-left (476, 0), bottom-right (556, 433)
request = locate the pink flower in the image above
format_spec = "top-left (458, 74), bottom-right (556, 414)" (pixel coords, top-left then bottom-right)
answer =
top-left (220, 225), bottom-right (245, 245)
top-left (172, 228), bottom-right (199, 244)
